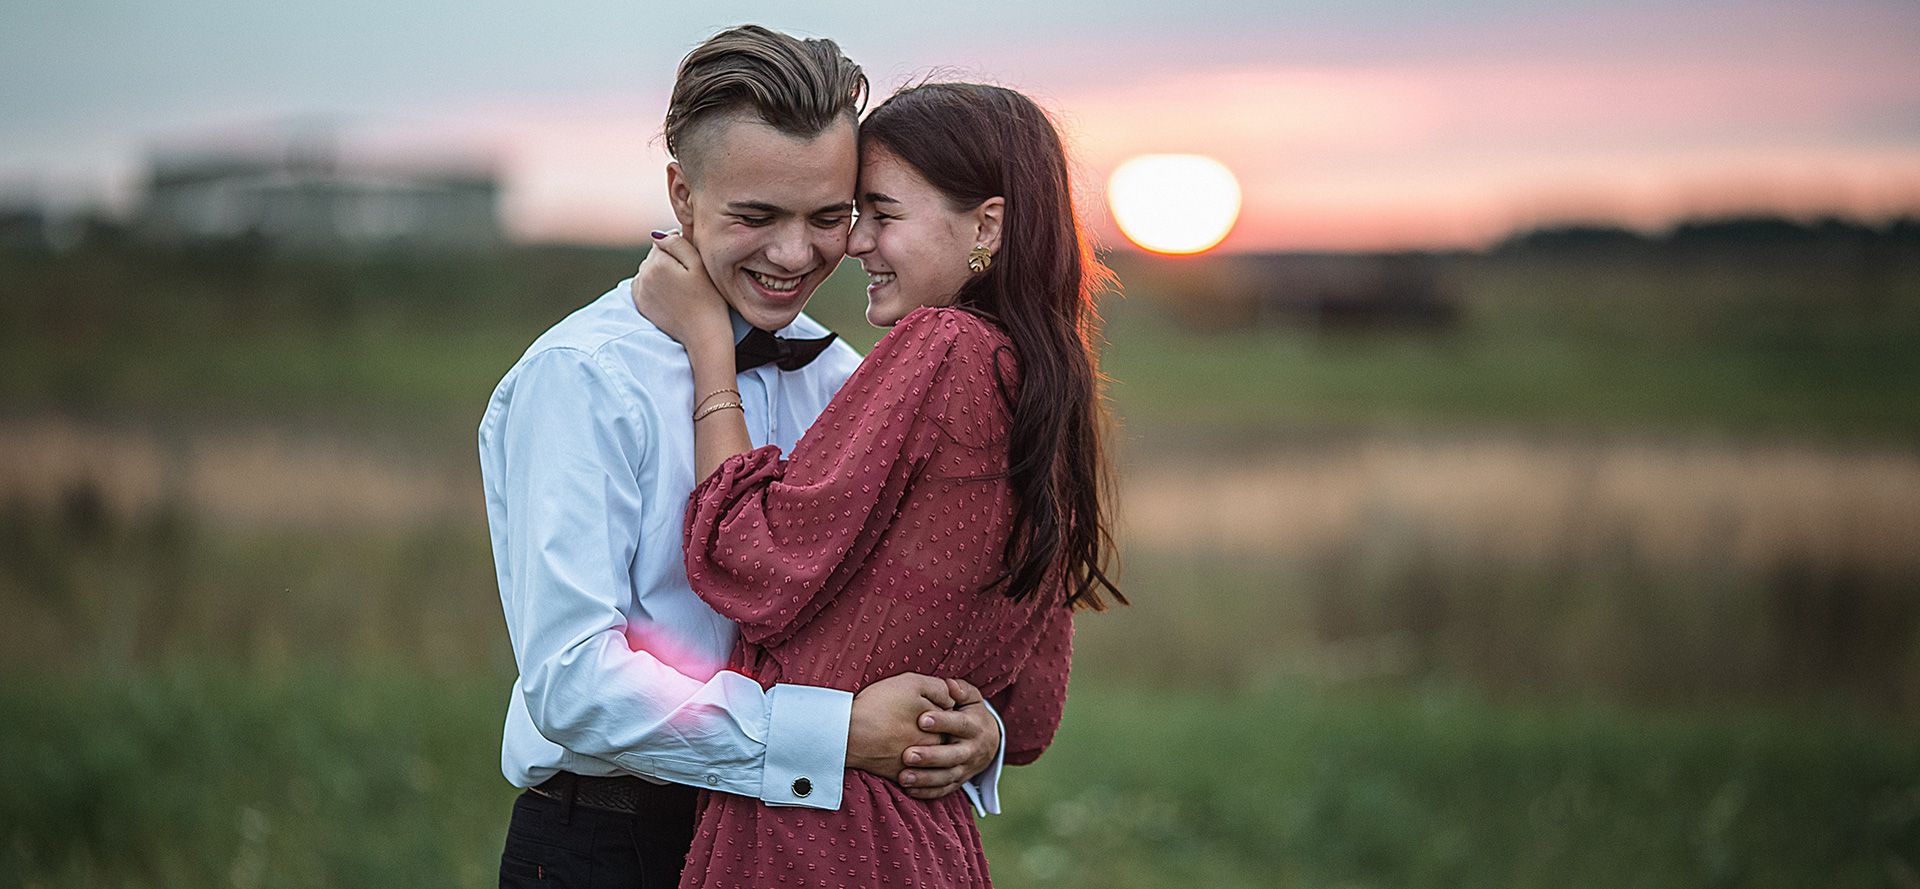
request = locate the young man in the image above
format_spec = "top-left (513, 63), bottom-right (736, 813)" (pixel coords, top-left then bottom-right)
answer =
top-left (479, 25), bottom-right (1006, 886)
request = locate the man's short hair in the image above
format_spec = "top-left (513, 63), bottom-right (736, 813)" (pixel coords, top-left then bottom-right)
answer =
top-left (663, 25), bottom-right (867, 171)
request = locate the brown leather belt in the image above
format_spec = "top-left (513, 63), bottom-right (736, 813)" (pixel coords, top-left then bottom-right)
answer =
top-left (529, 771), bottom-right (697, 816)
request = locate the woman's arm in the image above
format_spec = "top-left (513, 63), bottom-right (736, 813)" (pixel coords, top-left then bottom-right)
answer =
top-left (682, 309), bottom-right (970, 646)
top-left (685, 334), bottom-right (752, 480)
top-left (990, 604), bottom-right (1075, 766)
top-left (630, 232), bottom-right (752, 478)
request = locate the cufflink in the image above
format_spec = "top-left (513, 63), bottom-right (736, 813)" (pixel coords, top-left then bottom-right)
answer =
top-left (791, 777), bottom-right (813, 798)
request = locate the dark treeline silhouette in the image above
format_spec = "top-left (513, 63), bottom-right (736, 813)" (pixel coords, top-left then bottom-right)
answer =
top-left (1498, 213), bottom-right (1920, 254)
top-left (8, 206), bottom-right (1916, 261)
top-left (5, 210), bottom-right (1914, 347)
top-left (1112, 211), bottom-right (1920, 336)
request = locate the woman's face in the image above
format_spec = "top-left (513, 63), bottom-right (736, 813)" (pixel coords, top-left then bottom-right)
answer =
top-left (848, 146), bottom-right (996, 327)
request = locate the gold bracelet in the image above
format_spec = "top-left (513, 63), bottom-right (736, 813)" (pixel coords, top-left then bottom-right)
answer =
top-left (692, 400), bottom-right (744, 422)
top-left (695, 387), bottom-right (740, 410)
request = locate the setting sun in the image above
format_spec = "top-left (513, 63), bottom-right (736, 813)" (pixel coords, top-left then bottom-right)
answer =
top-left (1107, 154), bottom-right (1243, 254)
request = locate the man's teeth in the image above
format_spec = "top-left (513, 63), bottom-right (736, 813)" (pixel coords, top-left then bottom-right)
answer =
top-left (867, 272), bottom-right (896, 287)
top-left (748, 270), bottom-right (801, 292)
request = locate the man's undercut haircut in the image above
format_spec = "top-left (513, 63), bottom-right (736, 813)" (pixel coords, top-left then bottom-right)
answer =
top-left (664, 25), bottom-right (868, 174)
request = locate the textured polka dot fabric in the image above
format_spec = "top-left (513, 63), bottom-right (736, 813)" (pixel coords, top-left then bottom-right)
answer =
top-left (680, 307), bottom-right (1074, 887)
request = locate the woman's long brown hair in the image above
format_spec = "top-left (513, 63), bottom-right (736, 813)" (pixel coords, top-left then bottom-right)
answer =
top-left (860, 82), bottom-right (1124, 611)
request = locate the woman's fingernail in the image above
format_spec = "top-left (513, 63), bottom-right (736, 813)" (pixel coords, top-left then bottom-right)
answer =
top-left (650, 230), bottom-right (667, 239)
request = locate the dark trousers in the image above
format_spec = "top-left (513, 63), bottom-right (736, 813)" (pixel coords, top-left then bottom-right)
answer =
top-left (499, 778), bottom-right (699, 888)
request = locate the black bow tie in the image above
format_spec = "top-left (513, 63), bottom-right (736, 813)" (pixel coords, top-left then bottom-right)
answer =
top-left (734, 327), bottom-right (838, 373)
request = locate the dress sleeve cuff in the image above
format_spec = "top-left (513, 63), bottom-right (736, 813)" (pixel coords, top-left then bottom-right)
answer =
top-left (962, 698), bottom-right (1007, 817)
top-left (761, 682), bottom-right (853, 810)
top-left (688, 444), bottom-right (785, 516)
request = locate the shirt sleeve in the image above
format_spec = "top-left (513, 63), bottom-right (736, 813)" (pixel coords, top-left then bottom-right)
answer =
top-left (961, 698), bottom-right (1008, 817)
top-left (989, 604), bottom-right (1075, 766)
top-left (490, 347), bottom-right (850, 809)
top-left (682, 309), bottom-right (967, 647)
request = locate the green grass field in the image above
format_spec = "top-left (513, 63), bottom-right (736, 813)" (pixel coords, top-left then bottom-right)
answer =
top-left (3, 239), bottom-right (1917, 887)
top-left (5, 665), bottom-right (1914, 889)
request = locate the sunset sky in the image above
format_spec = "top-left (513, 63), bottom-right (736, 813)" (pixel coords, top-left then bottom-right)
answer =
top-left (4, 1), bottom-right (1918, 251)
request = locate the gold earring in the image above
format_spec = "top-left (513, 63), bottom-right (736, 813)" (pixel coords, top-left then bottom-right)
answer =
top-left (967, 245), bottom-right (993, 273)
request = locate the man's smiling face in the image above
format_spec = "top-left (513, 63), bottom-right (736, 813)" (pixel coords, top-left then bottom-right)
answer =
top-left (667, 113), bottom-right (858, 332)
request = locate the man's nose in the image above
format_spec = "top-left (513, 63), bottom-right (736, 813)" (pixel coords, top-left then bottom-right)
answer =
top-left (766, 224), bottom-right (812, 272)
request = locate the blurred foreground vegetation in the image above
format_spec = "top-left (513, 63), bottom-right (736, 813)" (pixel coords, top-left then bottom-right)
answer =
top-left (4, 666), bottom-right (1914, 888)
top-left (2, 222), bottom-right (1918, 886)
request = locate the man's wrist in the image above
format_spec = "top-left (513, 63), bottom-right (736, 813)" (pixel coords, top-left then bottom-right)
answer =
top-left (763, 683), bottom-right (852, 810)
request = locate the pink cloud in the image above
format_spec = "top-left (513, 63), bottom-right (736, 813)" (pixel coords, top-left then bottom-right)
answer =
top-left (356, 22), bottom-right (1920, 253)
top-left (1059, 52), bottom-right (1920, 252)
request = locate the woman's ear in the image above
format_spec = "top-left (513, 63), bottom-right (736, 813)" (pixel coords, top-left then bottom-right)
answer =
top-left (665, 161), bottom-right (696, 229)
top-left (975, 197), bottom-right (1006, 254)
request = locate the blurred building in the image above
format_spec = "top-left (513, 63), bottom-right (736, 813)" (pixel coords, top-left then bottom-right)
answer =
top-left (1244, 253), bottom-right (1458, 330)
top-left (136, 139), bottom-right (502, 252)
top-left (1120, 252), bottom-right (1459, 333)
top-left (0, 202), bottom-right (57, 249)
top-left (0, 199), bottom-right (113, 252)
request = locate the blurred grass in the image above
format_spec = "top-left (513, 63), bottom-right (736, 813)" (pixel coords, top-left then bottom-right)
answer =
top-left (8, 457), bottom-right (1912, 713)
top-left (2, 665), bottom-right (1914, 889)
top-left (3, 241), bottom-right (1917, 440)
top-left (4, 237), bottom-right (1918, 886)
top-left (0, 664), bottom-right (512, 889)
top-left (1090, 248), bottom-right (1920, 439)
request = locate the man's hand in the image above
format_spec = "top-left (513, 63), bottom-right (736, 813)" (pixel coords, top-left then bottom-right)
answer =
top-left (846, 673), bottom-right (951, 782)
top-left (899, 678), bottom-right (1000, 801)
top-left (847, 675), bottom-right (1002, 800)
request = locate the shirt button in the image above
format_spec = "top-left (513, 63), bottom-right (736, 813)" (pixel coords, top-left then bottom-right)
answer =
top-left (704, 774), bottom-right (720, 786)
top-left (791, 777), bottom-right (813, 798)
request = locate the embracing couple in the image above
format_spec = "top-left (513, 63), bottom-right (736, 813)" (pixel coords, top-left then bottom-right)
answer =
top-left (479, 23), bottom-right (1121, 887)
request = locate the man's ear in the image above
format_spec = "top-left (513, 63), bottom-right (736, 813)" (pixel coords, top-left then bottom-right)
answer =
top-left (974, 197), bottom-right (1006, 254)
top-left (666, 161), bottom-right (695, 229)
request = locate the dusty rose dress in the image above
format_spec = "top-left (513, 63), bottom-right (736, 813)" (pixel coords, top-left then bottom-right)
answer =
top-left (677, 307), bottom-right (1073, 888)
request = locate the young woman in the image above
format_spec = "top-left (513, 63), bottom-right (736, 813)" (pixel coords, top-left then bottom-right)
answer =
top-left (635, 82), bottom-right (1122, 887)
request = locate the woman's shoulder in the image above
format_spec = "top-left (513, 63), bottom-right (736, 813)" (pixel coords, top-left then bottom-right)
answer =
top-left (890, 305), bottom-right (1012, 358)
top-left (890, 308), bottom-right (1018, 447)
top-left (854, 307), bottom-right (1019, 409)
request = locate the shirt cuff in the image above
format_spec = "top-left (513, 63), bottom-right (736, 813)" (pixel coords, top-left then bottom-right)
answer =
top-left (761, 683), bottom-right (853, 810)
top-left (961, 698), bottom-right (1007, 817)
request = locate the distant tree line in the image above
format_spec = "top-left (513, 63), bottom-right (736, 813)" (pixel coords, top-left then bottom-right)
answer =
top-left (1497, 214), bottom-right (1920, 254)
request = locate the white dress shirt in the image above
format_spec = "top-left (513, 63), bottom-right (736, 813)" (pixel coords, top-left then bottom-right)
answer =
top-left (479, 279), bottom-right (1004, 813)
